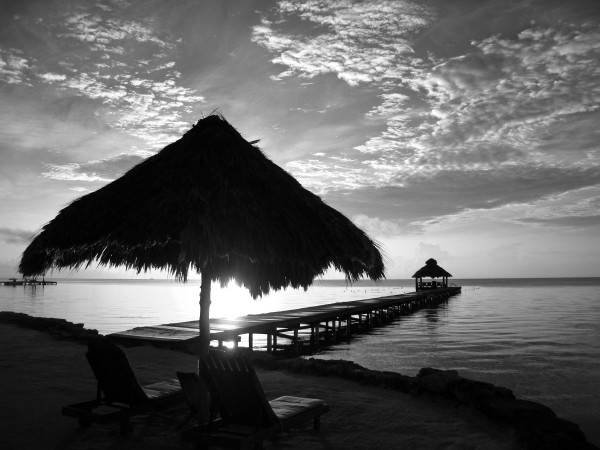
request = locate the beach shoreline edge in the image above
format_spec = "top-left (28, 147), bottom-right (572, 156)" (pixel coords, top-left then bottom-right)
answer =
top-left (1, 310), bottom-right (596, 450)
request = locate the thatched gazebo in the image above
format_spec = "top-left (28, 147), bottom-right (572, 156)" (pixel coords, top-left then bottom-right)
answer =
top-left (19, 115), bottom-right (385, 359)
top-left (412, 258), bottom-right (452, 291)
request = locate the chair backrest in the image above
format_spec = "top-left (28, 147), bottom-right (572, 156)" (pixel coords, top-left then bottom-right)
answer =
top-left (176, 371), bottom-right (202, 415)
top-left (86, 337), bottom-right (148, 405)
top-left (200, 350), bottom-right (279, 429)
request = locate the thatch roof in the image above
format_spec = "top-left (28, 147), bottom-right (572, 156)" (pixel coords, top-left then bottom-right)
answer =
top-left (412, 258), bottom-right (452, 279)
top-left (20, 115), bottom-right (384, 297)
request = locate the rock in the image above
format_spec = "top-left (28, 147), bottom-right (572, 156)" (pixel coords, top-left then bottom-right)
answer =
top-left (481, 397), bottom-right (557, 424)
top-left (493, 385), bottom-right (515, 400)
top-left (452, 378), bottom-right (500, 407)
top-left (0, 311), bottom-right (100, 341)
top-left (416, 367), bottom-right (460, 394)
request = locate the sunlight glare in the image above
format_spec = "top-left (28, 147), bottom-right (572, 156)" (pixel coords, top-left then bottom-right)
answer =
top-left (209, 281), bottom-right (265, 319)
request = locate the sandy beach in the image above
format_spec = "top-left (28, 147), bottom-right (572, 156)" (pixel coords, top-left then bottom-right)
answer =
top-left (0, 322), bottom-right (524, 450)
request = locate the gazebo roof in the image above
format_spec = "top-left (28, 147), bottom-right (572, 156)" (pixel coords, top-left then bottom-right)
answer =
top-left (412, 258), bottom-right (452, 278)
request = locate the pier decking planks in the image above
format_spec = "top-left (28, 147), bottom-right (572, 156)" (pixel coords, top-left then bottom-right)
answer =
top-left (109, 287), bottom-right (461, 352)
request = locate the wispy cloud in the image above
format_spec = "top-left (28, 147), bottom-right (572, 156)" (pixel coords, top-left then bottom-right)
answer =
top-left (42, 153), bottom-right (145, 182)
top-left (2, 0), bottom-right (205, 153)
top-left (324, 166), bottom-right (600, 230)
top-left (0, 227), bottom-right (34, 245)
top-left (412, 24), bottom-right (600, 170)
top-left (252, 1), bottom-right (434, 86)
top-left (0, 48), bottom-right (33, 84)
top-left (54, 6), bottom-right (204, 146)
top-left (510, 186), bottom-right (600, 229)
top-left (254, 1), bottom-right (600, 233)
top-left (516, 215), bottom-right (600, 228)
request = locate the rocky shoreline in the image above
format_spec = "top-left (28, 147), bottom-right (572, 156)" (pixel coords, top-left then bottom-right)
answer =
top-left (250, 356), bottom-right (595, 450)
top-left (0, 311), bottom-right (100, 341)
top-left (1, 311), bottom-right (596, 450)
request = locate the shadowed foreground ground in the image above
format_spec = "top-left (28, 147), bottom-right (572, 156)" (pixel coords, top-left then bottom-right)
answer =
top-left (0, 322), bottom-right (519, 450)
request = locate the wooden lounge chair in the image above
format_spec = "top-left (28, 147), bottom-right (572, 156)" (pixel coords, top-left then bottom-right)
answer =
top-left (62, 336), bottom-right (183, 434)
top-left (180, 350), bottom-right (330, 449)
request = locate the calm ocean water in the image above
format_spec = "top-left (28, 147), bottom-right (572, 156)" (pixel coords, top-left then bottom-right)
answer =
top-left (1, 277), bottom-right (599, 445)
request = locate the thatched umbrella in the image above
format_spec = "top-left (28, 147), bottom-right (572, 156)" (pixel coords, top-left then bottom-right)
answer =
top-left (412, 258), bottom-right (452, 291)
top-left (19, 115), bottom-right (385, 357)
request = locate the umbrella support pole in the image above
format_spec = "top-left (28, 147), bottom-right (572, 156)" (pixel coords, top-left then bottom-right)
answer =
top-left (198, 272), bottom-right (212, 358)
top-left (294, 328), bottom-right (299, 354)
top-left (197, 270), bottom-right (212, 425)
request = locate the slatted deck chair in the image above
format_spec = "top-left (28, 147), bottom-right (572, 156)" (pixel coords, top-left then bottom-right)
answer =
top-left (177, 371), bottom-right (215, 430)
top-left (181, 350), bottom-right (329, 449)
top-left (62, 336), bottom-right (183, 434)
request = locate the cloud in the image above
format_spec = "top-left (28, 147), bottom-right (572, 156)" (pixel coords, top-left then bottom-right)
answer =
top-left (0, 48), bottom-right (33, 84)
top-left (287, 155), bottom-right (373, 193)
top-left (508, 186), bottom-right (600, 228)
top-left (352, 214), bottom-right (422, 237)
top-left (42, 153), bottom-right (145, 182)
top-left (431, 52), bottom-right (507, 92)
top-left (413, 242), bottom-right (451, 265)
top-left (254, 1), bottom-right (600, 234)
top-left (516, 215), bottom-right (600, 228)
top-left (3, 1), bottom-right (205, 150)
top-left (252, 1), bottom-right (434, 86)
top-left (324, 166), bottom-right (600, 227)
top-left (0, 227), bottom-right (34, 245)
top-left (38, 72), bottom-right (67, 82)
top-left (419, 24), bottom-right (600, 148)
top-left (60, 11), bottom-right (177, 51)
top-left (357, 22), bottom-right (600, 178)
top-left (0, 94), bottom-right (148, 183)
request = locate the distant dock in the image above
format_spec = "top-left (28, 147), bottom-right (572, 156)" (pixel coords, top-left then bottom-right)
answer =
top-left (110, 286), bottom-right (461, 353)
top-left (1, 278), bottom-right (57, 286)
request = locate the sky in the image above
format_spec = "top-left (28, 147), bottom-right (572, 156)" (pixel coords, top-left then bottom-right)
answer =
top-left (1, 0), bottom-right (599, 280)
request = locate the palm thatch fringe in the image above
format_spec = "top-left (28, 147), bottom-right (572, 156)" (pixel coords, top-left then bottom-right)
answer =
top-left (20, 115), bottom-right (384, 297)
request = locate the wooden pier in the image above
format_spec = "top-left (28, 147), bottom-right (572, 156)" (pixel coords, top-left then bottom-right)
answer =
top-left (1, 278), bottom-right (57, 286)
top-left (110, 286), bottom-right (461, 353)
